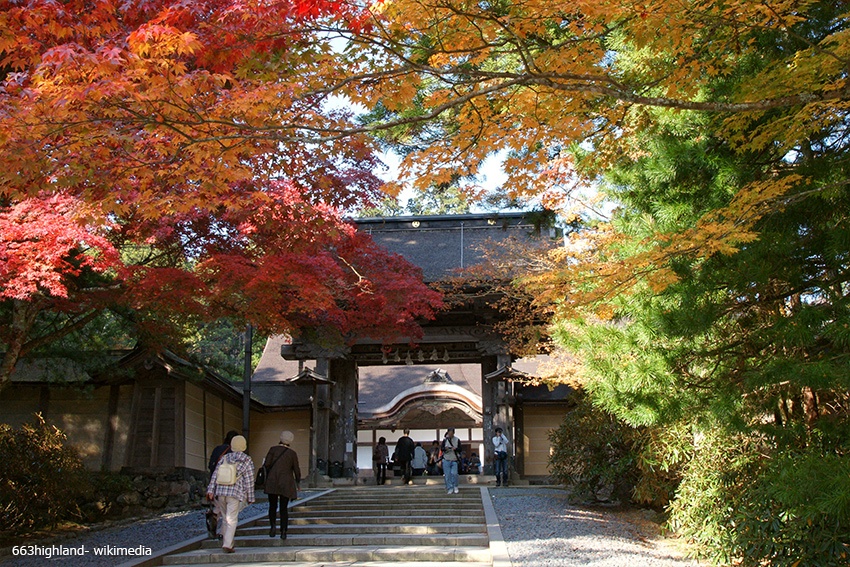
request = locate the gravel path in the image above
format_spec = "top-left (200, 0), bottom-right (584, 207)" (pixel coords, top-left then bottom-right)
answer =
top-left (0, 502), bottom-right (268, 567)
top-left (1, 487), bottom-right (702, 567)
top-left (491, 487), bottom-right (702, 567)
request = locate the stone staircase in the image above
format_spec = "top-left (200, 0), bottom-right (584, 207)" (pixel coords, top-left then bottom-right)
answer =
top-left (160, 486), bottom-right (496, 566)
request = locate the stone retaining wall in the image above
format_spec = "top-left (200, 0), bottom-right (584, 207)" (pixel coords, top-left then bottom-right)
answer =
top-left (109, 468), bottom-right (209, 516)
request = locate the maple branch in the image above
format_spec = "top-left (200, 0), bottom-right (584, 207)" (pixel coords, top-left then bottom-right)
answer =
top-left (19, 308), bottom-right (103, 357)
top-left (241, 71), bottom-right (843, 147)
top-left (336, 255), bottom-right (371, 292)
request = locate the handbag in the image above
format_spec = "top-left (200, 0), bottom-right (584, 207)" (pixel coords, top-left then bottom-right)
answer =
top-left (204, 504), bottom-right (217, 539)
top-left (255, 465), bottom-right (267, 488)
top-left (256, 446), bottom-right (287, 489)
top-left (495, 450), bottom-right (508, 460)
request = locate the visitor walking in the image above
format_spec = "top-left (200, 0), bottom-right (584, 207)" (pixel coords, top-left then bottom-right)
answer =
top-left (493, 427), bottom-right (510, 487)
top-left (411, 442), bottom-right (428, 476)
top-left (206, 435), bottom-right (255, 553)
top-left (373, 436), bottom-right (389, 485)
top-left (262, 430), bottom-right (301, 540)
top-left (395, 428), bottom-right (416, 485)
top-left (441, 427), bottom-right (461, 494)
top-left (206, 430), bottom-right (240, 539)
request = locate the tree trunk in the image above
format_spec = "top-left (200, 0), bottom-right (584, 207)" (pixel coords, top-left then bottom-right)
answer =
top-left (802, 386), bottom-right (819, 426)
top-left (0, 299), bottom-right (43, 393)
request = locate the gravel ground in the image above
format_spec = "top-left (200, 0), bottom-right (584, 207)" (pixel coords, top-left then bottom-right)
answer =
top-left (1, 487), bottom-right (702, 567)
top-left (491, 487), bottom-right (703, 567)
top-left (0, 501), bottom-right (269, 567)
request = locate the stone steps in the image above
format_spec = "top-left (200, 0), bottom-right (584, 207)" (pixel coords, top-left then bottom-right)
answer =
top-left (292, 501), bottom-right (480, 510)
top-left (239, 522), bottom-right (484, 535)
top-left (321, 474), bottom-right (499, 488)
top-left (198, 532), bottom-right (490, 547)
top-left (284, 513), bottom-right (485, 522)
top-left (288, 508), bottom-right (483, 515)
top-left (159, 486), bottom-right (495, 566)
top-left (163, 545), bottom-right (491, 564)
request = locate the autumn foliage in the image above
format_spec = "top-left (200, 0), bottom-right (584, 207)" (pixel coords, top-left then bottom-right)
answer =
top-left (335, 0), bottom-right (850, 290)
top-left (0, 1), bottom-right (442, 390)
top-left (0, 194), bottom-right (118, 301)
top-left (0, 0), bottom-right (379, 216)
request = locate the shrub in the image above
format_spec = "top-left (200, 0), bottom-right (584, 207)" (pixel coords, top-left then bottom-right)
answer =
top-left (668, 428), bottom-right (850, 566)
top-left (0, 414), bottom-right (90, 533)
top-left (666, 429), bottom-right (747, 565)
top-left (734, 450), bottom-right (850, 567)
top-left (77, 471), bottom-right (136, 521)
top-left (548, 390), bottom-right (641, 503)
top-left (549, 390), bottom-right (689, 508)
top-left (631, 422), bottom-right (692, 509)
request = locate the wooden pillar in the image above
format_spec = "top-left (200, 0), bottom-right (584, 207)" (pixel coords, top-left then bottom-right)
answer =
top-left (498, 368), bottom-right (517, 482)
top-left (481, 356), bottom-right (497, 475)
top-left (328, 359), bottom-right (358, 477)
top-left (482, 353), bottom-right (513, 477)
top-left (308, 393), bottom-right (318, 486)
top-left (151, 386), bottom-right (162, 467)
top-left (514, 391), bottom-right (525, 477)
top-left (310, 358), bottom-right (332, 487)
top-left (241, 324), bottom-right (253, 444)
top-left (102, 384), bottom-right (120, 471)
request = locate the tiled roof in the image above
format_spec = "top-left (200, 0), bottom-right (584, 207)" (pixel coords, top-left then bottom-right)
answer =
top-left (356, 212), bottom-right (540, 282)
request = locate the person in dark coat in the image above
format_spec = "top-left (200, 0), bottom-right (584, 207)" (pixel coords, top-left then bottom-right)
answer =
top-left (395, 428), bottom-right (416, 485)
top-left (373, 437), bottom-right (389, 485)
top-left (208, 430), bottom-right (240, 475)
top-left (263, 430), bottom-right (301, 539)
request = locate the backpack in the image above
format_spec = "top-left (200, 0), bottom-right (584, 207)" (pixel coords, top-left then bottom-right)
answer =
top-left (217, 461), bottom-right (239, 486)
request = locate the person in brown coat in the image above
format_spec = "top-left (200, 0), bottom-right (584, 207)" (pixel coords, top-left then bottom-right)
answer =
top-left (262, 430), bottom-right (301, 539)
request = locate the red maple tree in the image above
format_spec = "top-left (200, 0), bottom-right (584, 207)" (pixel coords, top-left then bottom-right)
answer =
top-left (0, 1), bottom-right (442, 391)
top-left (0, 194), bottom-right (122, 385)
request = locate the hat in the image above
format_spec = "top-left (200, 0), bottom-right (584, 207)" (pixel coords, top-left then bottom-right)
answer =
top-left (230, 435), bottom-right (247, 452)
top-left (280, 430), bottom-right (294, 445)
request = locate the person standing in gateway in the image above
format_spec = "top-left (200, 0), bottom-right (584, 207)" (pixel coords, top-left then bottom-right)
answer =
top-left (492, 427), bottom-right (510, 487)
top-left (411, 442), bottom-right (428, 477)
top-left (395, 429), bottom-right (416, 485)
top-left (441, 427), bottom-right (461, 494)
top-left (263, 430), bottom-right (301, 540)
